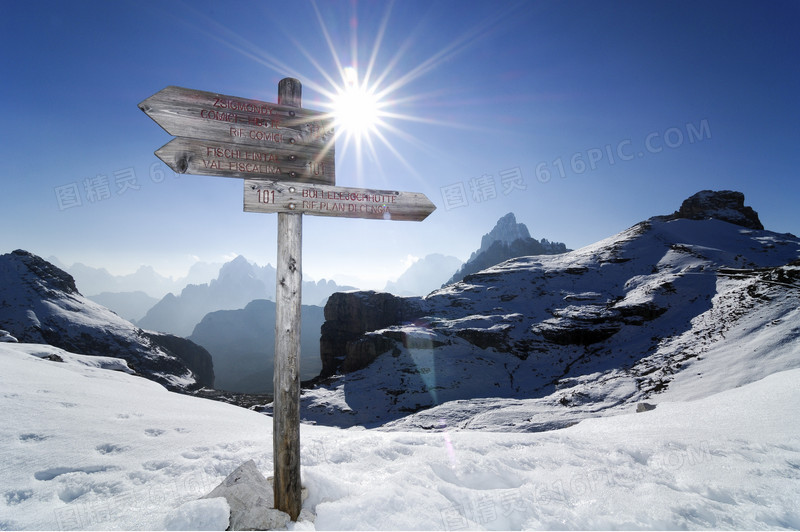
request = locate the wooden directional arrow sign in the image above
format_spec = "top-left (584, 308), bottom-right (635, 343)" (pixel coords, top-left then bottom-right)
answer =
top-left (139, 85), bottom-right (335, 185)
top-left (155, 137), bottom-right (334, 184)
top-left (244, 179), bottom-right (436, 221)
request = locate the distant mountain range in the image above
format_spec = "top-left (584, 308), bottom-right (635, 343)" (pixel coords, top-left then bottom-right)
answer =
top-left (137, 256), bottom-right (355, 337)
top-left (298, 190), bottom-right (800, 429)
top-left (47, 257), bottom-right (222, 299)
top-left (51, 256), bottom-right (353, 327)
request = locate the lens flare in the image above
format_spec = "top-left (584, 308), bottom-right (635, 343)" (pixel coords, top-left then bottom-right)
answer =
top-left (332, 66), bottom-right (382, 138)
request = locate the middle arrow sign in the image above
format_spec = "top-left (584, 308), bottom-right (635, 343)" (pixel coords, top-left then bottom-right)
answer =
top-left (155, 137), bottom-right (335, 183)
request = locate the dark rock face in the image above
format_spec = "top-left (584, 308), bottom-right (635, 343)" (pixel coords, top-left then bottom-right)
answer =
top-left (665, 190), bottom-right (764, 230)
top-left (319, 291), bottom-right (422, 377)
top-left (144, 332), bottom-right (215, 388)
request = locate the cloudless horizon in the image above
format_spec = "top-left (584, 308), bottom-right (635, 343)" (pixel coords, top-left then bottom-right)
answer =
top-left (2, 1), bottom-right (798, 289)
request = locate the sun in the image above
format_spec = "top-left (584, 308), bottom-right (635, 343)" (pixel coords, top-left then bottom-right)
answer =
top-left (331, 66), bottom-right (383, 141)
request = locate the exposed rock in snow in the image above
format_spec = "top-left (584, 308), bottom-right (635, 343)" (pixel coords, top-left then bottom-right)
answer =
top-left (0, 329), bottom-right (18, 342)
top-left (201, 460), bottom-right (290, 531)
top-left (660, 189), bottom-right (764, 229)
top-left (0, 250), bottom-right (213, 391)
top-left (319, 291), bottom-right (423, 378)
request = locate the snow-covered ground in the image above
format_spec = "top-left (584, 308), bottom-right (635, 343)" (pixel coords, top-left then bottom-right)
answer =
top-left (1, 342), bottom-right (798, 530)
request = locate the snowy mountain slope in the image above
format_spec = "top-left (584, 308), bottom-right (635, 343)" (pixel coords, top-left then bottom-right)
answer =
top-left (1, 342), bottom-right (798, 530)
top-left (303, 192), bottom-right (800, 429)
top-left (0, 250), bottom-right (213, 390)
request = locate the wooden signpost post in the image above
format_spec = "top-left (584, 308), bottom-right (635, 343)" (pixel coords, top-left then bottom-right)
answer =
top-left (140, 78), bottom-right (435, 521)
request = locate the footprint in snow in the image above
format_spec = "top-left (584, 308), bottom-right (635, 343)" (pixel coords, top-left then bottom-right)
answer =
top-left (4, 489), bottom-right (34, 505)
top-left (96, 443), bottom-right (127, 455)
top-left (19, 433), bottom-right (49, 442)
top-left (34, 465), bottom-right (115, 481)
top-left (145, 428), bottom-right (166, 437)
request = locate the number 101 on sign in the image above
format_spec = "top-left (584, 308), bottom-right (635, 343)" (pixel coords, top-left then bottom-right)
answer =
top-left (258, 190), bottom-right (276, 204)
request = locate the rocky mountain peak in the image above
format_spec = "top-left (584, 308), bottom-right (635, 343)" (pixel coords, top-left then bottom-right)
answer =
top-left (664, 190), bottom-right (764, 230)
top-left (446, 214), bottom-right (569, 286)
top-left (217, 255), bottom-right (255, 281)
top-left (474, 213), bottom-right (531, 259)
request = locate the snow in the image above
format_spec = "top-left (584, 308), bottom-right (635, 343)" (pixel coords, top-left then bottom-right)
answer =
top-left (2, 342), bottom-right (799, 530)
top-left (163, 498), bottom-right (229, 531)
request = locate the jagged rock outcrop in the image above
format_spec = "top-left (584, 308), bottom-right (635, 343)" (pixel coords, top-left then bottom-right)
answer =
top-left (474, 212), bottom-right (532, 257)
top-left (446, 213), bottom-right (569, 285)
top-left (319, 291), bottom-right (423, 377)
top-left (661, 189), bottom-right (764, 229)
top-left (0, 250), bottom-right (213, 390)
top-left (143, 332), bottom-right (215, 388)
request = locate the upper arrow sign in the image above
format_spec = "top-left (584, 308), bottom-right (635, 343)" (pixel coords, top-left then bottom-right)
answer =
top-left (244, 179), bottom-right (436, 222)
top-left (139, 86), bottom-right (335, 184)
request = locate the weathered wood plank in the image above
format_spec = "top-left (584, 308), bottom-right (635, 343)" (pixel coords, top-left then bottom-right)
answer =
top-left (138, 85), bottom-right (334, 155)
top-left (272, 78), bottom-right (303, 522)
top-left (244, 179), bottom-right (437, 221)
top-left (155, 137), bottom-right (334, 185)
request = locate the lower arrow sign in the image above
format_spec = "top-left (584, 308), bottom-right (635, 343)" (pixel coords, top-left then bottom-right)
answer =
top-left (244, 179), bottom-right (436, 221)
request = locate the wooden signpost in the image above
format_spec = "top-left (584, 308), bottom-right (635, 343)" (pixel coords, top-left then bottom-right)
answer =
top-left (139, 78), bottom-right (435, 521)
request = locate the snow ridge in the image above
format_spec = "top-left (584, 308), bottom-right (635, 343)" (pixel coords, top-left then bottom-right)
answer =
top-left (306, 213), bottom-right (800, 431)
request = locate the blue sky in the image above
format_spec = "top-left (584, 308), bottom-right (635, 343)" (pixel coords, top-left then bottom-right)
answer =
top-left (2, 0), bottom-right (798, 288)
